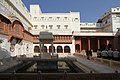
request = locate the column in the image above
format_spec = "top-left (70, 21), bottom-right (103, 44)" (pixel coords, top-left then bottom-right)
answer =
top-left (51, 42), bottom-right (54, 55)
top-left (106, 39), bottom-right (110, 49)
top-left (97, 38), bottom-right (100, 49)
top-left (47, 45), bottom-right (49, 53)
top-left (88, 38), bottom-right (90, 50)
top-left (80, 38), bottom-right (81, 51)
top-left (43, 43), bottom-right (44, 54)
top-left (39, 42), bottom-right (42, 58)
top-left (63, 46), bottom-right (64, 53)
top-left (55, 45), bottom-right (57, 53)
top-left (71, 36), bottom-right (75, 53)
top-left (107, 40), bottom-right (110, 45)
top-left (40, 42), bottom-right (44, 54)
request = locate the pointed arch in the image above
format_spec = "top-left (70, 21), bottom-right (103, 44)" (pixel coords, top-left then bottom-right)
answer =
top-left (57, 46), bottom-right (63, 53)
top-left (75, 44), bottom-right (80, 53)
top-left (64, 46), bottom-right (70, 53)
top-left (34, 46), bottom-right (40, 53)
top-left (49, 46), bottom-right (55, 53)
top-left (42, 46), bottom-right (47, 53)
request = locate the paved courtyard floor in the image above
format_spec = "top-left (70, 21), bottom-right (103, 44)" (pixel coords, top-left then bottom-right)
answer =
top-left (73, 55), bottom-right (120, 73)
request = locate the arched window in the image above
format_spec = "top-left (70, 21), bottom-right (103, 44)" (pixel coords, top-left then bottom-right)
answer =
top-left (34, 46), bottom-right (40, 53)
top-left (75, 44), bottom-right (80, 53)
top-left (64, 46), bottom-right (70, 53)
top-left (57, 46), bottom-right (63, 53)
top-left (49, 46), bottom-right (55, 53)
top-left (42, 46), bottom-right (47, 53)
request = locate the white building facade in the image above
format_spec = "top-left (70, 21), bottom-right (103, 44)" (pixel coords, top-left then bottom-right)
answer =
top-left (0, 0), bottom-right (33, 57)
top-left (0, 0), bottom-right (120, 57)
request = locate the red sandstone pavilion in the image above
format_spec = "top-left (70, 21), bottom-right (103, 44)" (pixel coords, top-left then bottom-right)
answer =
top-left (0, 0), bottom-right (120, 57)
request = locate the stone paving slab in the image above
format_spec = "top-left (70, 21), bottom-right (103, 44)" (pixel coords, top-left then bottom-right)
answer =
top-left (73, 55), bottom-right (120, 73)
top-left (0, 58), bottom-right (21, 72)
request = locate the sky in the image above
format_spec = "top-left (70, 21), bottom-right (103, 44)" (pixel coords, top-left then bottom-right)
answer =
top-left (22, 0), bottom-right (120, 22)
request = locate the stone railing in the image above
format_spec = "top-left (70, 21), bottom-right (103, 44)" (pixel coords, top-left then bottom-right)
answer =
top-left (80, 23), bottom-right (100, 27)
top-left (93, 58), bottom-right (120, 69)
top-left (0, 72), bottom-right (119, 80)
top-left (75, 53), bottom-right (120, 70)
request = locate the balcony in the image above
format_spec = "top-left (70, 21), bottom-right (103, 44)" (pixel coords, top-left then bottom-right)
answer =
top-left (73, 31), bottom-right (116, 36)
top-left (0, 22), bottom-right (9, 35)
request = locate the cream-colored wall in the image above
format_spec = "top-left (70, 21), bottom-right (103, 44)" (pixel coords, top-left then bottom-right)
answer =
top-left (0, 0), bottom-right (32, 30)
top-left (1, 0), bottom-right (120, 56)
top-left (30, 5), bottom-right (42, 15)
top-left (100, 7), bottom-right (120, 32)
top-left (0, 34), bottom-right (10, 52)
top-left (112, 14), bottom-right (120, 32)
top-left (30, 5), bottom-right (80, 35)
top-left (13, 40), bottom-right (33, 57)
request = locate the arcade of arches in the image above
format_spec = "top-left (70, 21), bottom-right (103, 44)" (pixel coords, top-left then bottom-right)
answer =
top-left (75, 37), bottom-right (114, 52)
top-left (34, 45), bottom-right (71, 53)
top-left (34, 37), bottom-right (114, 53)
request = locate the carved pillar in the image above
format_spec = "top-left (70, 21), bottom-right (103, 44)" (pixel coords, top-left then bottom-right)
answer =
top-left (97, 38), bottom-right (100, 49)
top-left (51, 42), bottom-right (54, 55)
top-left (80, 38), bottom-right (81, 51)
top-left (71, 36), bottom-right (75, 53)
top-left (88, 38), bottom-right (90, 50)
top-left (39, 42), bottom-right (42, 58)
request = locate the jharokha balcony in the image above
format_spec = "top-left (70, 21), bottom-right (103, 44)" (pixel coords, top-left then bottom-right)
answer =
top-left (9, 21), bottom-right (24, 39)
top-left (0, 15), bottom-right (11, 36)
top-left (53, 35), bottom-right (72, 43)
top-left (0, 14), bottom-right (33, 43)
top-left (33, 35), bottom-right (72, 44)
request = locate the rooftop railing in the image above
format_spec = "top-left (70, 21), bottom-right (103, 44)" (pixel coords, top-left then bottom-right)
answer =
top-left (74, 31), bottom-right (114, 33)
